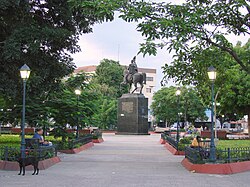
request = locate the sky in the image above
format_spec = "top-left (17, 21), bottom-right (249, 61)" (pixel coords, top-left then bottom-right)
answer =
top-left (71, 0), bottom-right (249, 91)
top-left (72, 13), bottom-right (172, 90)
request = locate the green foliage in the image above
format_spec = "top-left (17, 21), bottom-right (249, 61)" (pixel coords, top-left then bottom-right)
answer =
top-left (0, 0), bottom-right (123, 126)
top-left (0, 134), bottom-right (61, 147)
top-left (179, 137), bottom-right (192, 145)
top-left (162, 41), bottom-right (250, 120)
top-left (89, 59), bottom-right (127, 129)
top-left (119, 0), bottom-right (250, 73)
top-left (93, 59), bottom-right (127, 98)
top-left (92, 130), bottom-right (102, 139)
top-left (56, 135), bottom-right (90, 150)
top-left (178, 137), bottom-right (192, 151)
top-left (0, 147), bottom-right (20, 161)
top-left (151, 86), bottom-right (207, 125)
top-left (217, 140), bottom-right (250, 149)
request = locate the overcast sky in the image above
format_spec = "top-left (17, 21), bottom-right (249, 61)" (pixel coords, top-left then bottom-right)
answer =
top-left (71, 0), bottom-right (248, 90)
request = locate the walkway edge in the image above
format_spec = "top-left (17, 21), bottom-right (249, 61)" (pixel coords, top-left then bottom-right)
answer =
top-left (164, 142), bottom-right (185, 155)
top-left (181, 158), bottom-right (250, 175)
top-left (0, 156), bottom-right (61, 171)
top-left (58, 142), bottom-right (94, 154)
top-left (93, 138), bottom-right (104, 143)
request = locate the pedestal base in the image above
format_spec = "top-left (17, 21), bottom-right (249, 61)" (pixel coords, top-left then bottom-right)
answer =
top-left (117, 94), bottom-right (148, 135)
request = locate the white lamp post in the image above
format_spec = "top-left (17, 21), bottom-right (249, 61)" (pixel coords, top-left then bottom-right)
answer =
top-left (207, 66), bottom-right (216, 162)
top-left (176, 87), bottom-right (181, 150)
top-left (75, 89), bottom-right (81, 138)
top-left (20, 64), bottom-right (31, 159)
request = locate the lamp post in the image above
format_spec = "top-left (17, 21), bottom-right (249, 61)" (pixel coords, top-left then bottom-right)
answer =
top-left (176, 87), bottom-right (181, 150)
top-left (75, 89), bottom-right (81, 139)
top-left (214, 102), bottom-right (220, 139)
top-left (207, 66), bottom-right (216, 162)
top-left (20, 64), bottom-right (31, 159)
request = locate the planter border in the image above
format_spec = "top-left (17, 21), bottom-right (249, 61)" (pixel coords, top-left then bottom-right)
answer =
top-left (0, 156), bottom-right (60, 171)
top-left (164, 142), bottom-right (185, 155)
top-left (181, 158), bottom-right (250, 175)
top-left (58, 142), bottom-right (94, 154)
top-left (159, 138), bottom-right (166, 144)
top-left (92, 138), bottom-right (104, 143)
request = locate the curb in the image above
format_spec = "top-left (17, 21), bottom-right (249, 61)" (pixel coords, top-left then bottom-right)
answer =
top-left (181, 158), bottom-right (250, 175)
top-left (159, 138), bottom-right (166, 144)
top-left (164, 142), bottom-right (185, 155)
top-left (58, 142), bottom-right (94, 154)
top-left (0, 156), bottom-right (61, 171)
top-left (93, 138), bottom-right (104, 143)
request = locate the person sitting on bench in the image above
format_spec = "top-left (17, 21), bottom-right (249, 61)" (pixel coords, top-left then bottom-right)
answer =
top-left (191, 135), bottom-right (209, 159)
top-left (33, 128), bottom-right (52, 146)
top-left (191, 135), bottom-right (203, 148)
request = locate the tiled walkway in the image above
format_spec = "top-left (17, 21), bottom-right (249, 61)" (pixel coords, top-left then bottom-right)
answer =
top-left (0, 133), bottom-right (249, 187)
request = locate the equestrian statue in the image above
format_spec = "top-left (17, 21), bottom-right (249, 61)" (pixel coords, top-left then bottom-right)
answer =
top-left (121, 56), bottom-right (146, 94)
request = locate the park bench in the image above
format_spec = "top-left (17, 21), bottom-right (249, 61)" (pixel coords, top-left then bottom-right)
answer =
top-left (25, 138), bottom-right (40, 149)
top-left (25, 138), bottom-right (56, 159)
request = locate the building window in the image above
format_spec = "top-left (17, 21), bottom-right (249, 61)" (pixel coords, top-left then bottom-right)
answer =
top-left (146, 88), bottom-right (151, 93)
top-left (146, 77), bottom-right (154, 81)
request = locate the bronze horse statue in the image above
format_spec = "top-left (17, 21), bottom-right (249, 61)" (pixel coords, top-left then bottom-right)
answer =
top-left (121, 69), bottom-right (146, 94)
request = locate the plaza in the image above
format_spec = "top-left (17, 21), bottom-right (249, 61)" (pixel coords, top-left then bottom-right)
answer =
top-left (1, 133), bottom-right (249, 187)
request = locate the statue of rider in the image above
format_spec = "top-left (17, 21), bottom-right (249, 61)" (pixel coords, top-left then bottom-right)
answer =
top-left (123, 56), bottom-right (138, 83)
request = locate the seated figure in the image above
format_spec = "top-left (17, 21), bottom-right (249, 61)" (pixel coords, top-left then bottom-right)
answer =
top-left (191, 135), bottom-right (203, 148)
top-left (33, 128), bottom-right (52, 146)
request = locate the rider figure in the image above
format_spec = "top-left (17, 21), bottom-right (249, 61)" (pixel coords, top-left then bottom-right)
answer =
top-left (123, 56), bottom-right (138, 83)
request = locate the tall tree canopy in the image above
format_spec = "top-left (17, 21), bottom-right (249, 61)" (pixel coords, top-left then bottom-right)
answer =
top-left (93, 59), bottom-right (126, 98)
top-left (0, 0), bottom-right (116, 100)
top-left (120, 0), bottom-right (250, 73)
top-left (151, 86), bottom-right (207, 126)
top-left (90, 59), bottom-right (127, 129)
top-left (162, 40), bottom-right (250, 136)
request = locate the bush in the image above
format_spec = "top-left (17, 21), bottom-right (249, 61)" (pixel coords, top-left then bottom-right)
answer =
top-left (179, 137), bottom-right (191, 144)
top-left (92, 130), bottom-right (102, 139)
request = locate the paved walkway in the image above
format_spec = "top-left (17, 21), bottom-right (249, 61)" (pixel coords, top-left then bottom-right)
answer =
top-left (1, 133), bottom-right (249, 187)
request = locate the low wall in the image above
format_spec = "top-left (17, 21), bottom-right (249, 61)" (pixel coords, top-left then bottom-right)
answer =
top-left (164, 142), bottom-right (185, 156)
top-left (181, 158), bottom-right (250, 175)
top-left (159, 138), bottom-right (166, 144)
top-left (10, 128), bottom-right (35, 134)
top-left (201, 130), bottom-right (227, 139)
top-left (92, 138), bottom-right (104, 143)
top-left (58, 142), bottom-right (94, 154)
top-left (0, 156), bottom-right (61, 171)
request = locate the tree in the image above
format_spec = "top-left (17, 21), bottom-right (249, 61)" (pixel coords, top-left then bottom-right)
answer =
top-left (91, 98), bottom-right (117, 130)
top-left (151, 86), bottom-right (207, 126)
top-left (0, 0), bottom-right (117, 103)
top-left (0, 0), bottom-right (124, 133)
top-left (93, 59), bottom-right (127, 98)
top-left (161, 40), bottom-right (250, 137)
top-left (119, 0), bottom-right (250, 73)
top-left (89, 59), bottom-right (127, 129)
top-left (48, 73), bottom-right (97, 141)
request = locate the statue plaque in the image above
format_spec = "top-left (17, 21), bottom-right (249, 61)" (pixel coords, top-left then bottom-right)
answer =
top-left (122, 102), bottom-right (134, 113)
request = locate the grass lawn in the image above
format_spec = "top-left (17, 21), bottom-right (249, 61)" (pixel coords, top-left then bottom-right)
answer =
top-left (217, 139), bottom-right (250, 149)
top-left (0, 135), bottom-right (60, 148)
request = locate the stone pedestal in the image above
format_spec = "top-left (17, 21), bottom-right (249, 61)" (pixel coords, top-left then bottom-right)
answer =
top-left (117, 94), bottom-right (149, 135)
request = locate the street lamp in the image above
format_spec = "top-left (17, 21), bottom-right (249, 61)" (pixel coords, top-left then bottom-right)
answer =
top-left (176, 87), bottom-right (181, 150)
top-left (214, 102), bottom-right (220, 139)
top-left (75, 88), bottom-right (81, 139)
top-left (20, 64), bottom-right (31, 159)
top-left (207, 66), bottom-right (216, 162)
